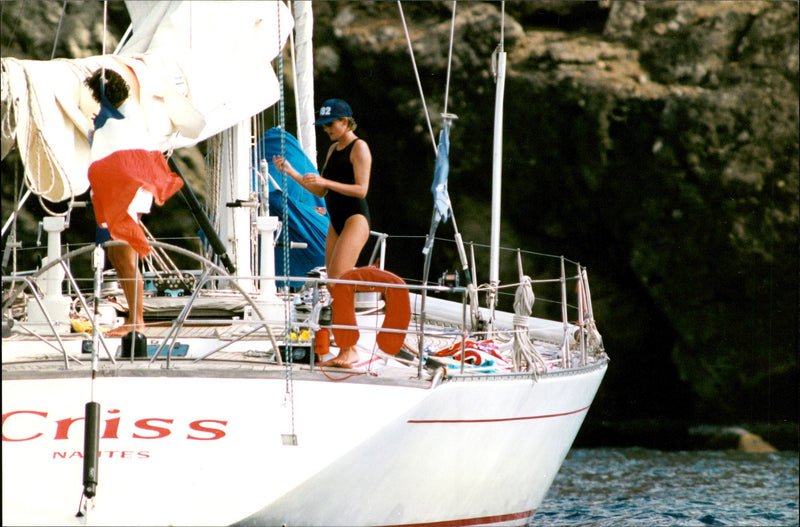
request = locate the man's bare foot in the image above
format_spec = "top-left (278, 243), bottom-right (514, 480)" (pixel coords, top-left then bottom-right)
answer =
top-left (318, 347), bottom-right (359, 368)
top-left (105, 323), bottom-right (145, 337)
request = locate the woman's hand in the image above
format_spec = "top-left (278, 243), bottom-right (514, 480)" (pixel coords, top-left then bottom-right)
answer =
top-left (303, 174), bottom-right (328, 195)
top-left (274, 155), bottom-right (327, 196)
top-left (272, 155), bottom-right (294, 176)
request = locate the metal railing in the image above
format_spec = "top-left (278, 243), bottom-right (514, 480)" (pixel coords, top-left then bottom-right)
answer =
top-left (2, 237), bottom-right (605, 377)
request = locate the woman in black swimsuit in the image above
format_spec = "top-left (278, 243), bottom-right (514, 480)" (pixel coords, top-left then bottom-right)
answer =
top-left (272, 99), bottom-right (372, 367)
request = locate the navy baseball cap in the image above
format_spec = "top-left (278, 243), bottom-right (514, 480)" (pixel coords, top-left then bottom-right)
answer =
top-left (315, 99), bottom-right (352, 126)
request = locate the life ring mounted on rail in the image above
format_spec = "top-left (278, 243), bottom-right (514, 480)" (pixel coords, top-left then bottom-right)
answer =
top-left (329, 266), bottom-right (411, 356)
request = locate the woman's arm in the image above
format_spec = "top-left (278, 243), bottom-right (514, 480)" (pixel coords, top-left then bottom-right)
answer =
top-left (272, 155), bottom-right (328, 197)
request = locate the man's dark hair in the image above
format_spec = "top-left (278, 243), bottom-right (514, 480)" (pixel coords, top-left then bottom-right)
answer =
top-left (85, 68), bottom-right (129, 107)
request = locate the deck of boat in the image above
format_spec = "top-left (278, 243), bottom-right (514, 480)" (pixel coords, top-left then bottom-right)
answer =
top-left (1, 316), bottom-right (441, 389)
top-left (2, 354), bottom-right (436, 391)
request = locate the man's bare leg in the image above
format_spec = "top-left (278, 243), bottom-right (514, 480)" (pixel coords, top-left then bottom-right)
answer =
top-left (106, 242), bottom-right (144, 337)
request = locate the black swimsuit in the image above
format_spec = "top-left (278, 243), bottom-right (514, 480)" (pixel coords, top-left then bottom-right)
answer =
top-left (323, 139), bottom-right (371, 235)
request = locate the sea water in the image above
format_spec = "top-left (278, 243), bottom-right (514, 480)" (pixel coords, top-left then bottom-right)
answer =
top-left (533, 448), bottom-right (799, 526)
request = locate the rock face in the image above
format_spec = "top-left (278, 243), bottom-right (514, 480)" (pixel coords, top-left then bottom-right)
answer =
top-left (309, 1), bottom-right (798, 428)
top-left (1, 2), bottom-right (797, 434)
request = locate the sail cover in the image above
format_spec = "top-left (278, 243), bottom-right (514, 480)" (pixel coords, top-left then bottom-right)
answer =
top-left (257, 128), bottom-right (328, 286)
top-left (0, 1), bottom-right (293, 202)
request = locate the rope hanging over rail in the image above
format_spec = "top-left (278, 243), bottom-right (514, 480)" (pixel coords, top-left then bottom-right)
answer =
top-left (512, 277), bottom-right (547, 380)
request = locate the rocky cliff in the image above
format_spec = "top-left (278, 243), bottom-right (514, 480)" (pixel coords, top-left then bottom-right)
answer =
top-left (310, 2), bottom-right (799, 438)
top-left (1, 1), bottom-right (797, 446)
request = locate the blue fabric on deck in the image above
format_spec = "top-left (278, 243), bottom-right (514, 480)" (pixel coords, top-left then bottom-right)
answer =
top-left (256, 128), bottom-right (329, 287)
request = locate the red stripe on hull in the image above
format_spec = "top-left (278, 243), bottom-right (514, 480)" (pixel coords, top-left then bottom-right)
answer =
top-left (407, 404), bottom-right (590, 424)
top-left (383, 509), bottom-right (537, 527)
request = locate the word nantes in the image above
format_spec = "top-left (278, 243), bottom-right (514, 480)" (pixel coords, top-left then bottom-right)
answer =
top-left (2, 408), bottom-right (228, 442)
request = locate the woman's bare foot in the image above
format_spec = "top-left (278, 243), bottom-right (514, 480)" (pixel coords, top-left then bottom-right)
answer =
top-left (318, 347), bottom-right (359, 368)
top-left (105, 323), bottom-right (145, 337)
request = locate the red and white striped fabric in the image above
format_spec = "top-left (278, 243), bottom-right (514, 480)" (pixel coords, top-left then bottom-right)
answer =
top-left (434, 339), bottom-right (512, 369)
top-left (88, 99), bottom-right (183, 256)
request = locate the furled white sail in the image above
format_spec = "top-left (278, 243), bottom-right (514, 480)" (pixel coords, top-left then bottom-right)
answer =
top-left (292, 1), bottom-right (317, 168)
top-left (0, 1), bottom-right (293, 203)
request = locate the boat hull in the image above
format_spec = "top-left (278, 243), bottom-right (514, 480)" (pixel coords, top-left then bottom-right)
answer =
top-left (2, 363), bottom-right (605, 526)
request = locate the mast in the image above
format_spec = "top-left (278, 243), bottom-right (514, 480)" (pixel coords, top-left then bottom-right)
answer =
top-left (217, 122), bottom-right (255, 291)
top-left (489, 2), bottom-right (507, 313)
top-left (293, 1), bottom-right (317, 168)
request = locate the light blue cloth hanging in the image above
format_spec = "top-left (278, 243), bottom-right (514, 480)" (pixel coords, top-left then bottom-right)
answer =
top-left (431, 125), bottom-right (451, 224)
top-left (423, 124), bottom-right (452, 255)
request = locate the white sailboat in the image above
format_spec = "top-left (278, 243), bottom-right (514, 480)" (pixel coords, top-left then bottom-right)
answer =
top-left (1, 2), bottom-right (608, 526)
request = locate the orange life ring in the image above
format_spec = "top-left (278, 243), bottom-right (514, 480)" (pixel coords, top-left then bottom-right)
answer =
top-left (329, 266), bottom-right (411, 356)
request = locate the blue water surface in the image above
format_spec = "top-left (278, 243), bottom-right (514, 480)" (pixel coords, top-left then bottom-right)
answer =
top-left (534, 448), bottom-right (799, 526)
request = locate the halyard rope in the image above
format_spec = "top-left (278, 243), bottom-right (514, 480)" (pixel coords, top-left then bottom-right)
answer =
top-left (277, 1), bottom-right (296, 442)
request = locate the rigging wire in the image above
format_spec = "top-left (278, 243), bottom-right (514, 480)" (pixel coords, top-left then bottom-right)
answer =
top-left (0, 1), bottom-right (26, 52)
top-left (51, 0), bottom-right (68, 59)
top-left (396, 1), bottom-right (437, 156)
top-left (500, 1), bottom-right (505, 51)
top-left (101, 1), bottom-right (107, 92)
top-left (397, 0), bottom-right (458, 153)
top-left (276, 1), bottom-right (297, 444)
top-left (442, 1), bottom-right (456, 117)
top-left (3, 165), bottom-right (21, 275)
top-left (76, 3), bottom-right (111, 517)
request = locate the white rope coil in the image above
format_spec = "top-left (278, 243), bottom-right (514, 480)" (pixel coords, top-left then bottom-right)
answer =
top-left (512, 276), bottom-right (547, 380)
